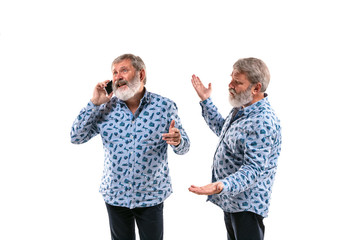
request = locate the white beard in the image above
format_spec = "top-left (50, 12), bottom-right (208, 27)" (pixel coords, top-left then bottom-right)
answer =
top-left (228, 85), bottom-right (253, 108)
top-left (114, 74), bottom-right (141, 101)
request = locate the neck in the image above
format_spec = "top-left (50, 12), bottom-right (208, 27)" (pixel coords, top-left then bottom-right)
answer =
top-left (125, 87), bottom-right (145, 114)
top-left (244, 92), bottom-right (265, 107)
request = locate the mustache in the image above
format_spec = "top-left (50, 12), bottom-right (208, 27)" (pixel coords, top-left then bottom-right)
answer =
top-left (229, 88), bottom-right (236, 94)
top-left (115, 79), bottom-right (128, 88)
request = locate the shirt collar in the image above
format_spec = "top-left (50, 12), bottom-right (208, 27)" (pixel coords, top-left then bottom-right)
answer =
top-left (232, 93), bottom-right (269, 118)
top-left (242, 93), bottom-right (269, 116)
top-left (140, 88), bottom-right (151, 105)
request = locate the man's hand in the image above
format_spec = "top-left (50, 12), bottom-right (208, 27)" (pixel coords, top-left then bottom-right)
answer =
top-left (191, 74), bottom-right (212, 101)
top-left (91, 80), bottom-right (113, 106)
top-left (162, 120), bottom-right (181, 146)
top-left (188, 182), bottom-right (224, 195)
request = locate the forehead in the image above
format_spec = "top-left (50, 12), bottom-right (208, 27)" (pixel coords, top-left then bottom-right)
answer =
top-left (112, 59), bottom-right (133, 70)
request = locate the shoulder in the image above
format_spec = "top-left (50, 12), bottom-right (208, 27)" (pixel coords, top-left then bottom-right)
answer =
top-left (102, 97), bottom-right (119, 109)
top-left (253, 101), bottom-right (281, 136)
top-left (148, 92), bottom-right (177, 107)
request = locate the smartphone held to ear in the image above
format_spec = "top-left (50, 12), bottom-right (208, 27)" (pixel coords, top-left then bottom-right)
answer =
top-left (105, 81), bottom-right (113, 95)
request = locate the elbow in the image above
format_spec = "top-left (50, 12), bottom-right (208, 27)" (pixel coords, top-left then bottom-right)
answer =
top-left (70, 137), bottom-right (80, 144)
top-left (70, 133), bottom-right (84, 145)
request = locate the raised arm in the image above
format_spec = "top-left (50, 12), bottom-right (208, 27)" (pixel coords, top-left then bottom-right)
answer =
top-left (70, 80), bottom-right (112, 144)
top-left (191, 74), bottom-right (226, 136)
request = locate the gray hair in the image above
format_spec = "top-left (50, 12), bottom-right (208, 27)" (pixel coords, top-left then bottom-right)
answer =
top-left (233, 58), bottom-right (270, 92)
top-left (112, 54), bottom-right (147, 84)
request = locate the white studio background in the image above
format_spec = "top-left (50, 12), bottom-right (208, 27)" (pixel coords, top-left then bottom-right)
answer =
top-left (0, 0), bottom-right (359, 239)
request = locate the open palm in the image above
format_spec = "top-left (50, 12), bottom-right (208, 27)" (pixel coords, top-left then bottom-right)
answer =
top-left (191, 74), bottom-right (212, 101)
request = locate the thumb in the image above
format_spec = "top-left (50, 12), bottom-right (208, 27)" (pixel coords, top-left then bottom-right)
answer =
top-left (216, 182), bottom-right (224, 193)
top-left (170, 119), bottom-right (175, 130)
top-left (208, 83), bottom-right (212, 90)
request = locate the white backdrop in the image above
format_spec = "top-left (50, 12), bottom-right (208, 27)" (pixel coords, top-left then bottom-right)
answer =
top-left (1, 0), bottom-right (359, 239)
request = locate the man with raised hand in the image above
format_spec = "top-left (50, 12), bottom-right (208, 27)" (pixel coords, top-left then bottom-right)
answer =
top-left (189, 58), bottom-right (281, 240)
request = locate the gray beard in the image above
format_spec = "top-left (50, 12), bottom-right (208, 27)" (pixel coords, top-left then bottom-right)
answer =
top-left (228, 86), bottom-right (253, 108)
top-left (114, 74), bottom-right (141, 101)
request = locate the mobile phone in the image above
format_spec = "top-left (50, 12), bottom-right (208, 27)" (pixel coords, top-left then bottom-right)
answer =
top-left (105, 80), bottom-right (113, 94)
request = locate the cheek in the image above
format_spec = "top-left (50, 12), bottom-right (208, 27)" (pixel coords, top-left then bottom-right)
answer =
top-left (234, 86), bottom-right (243, 94)
top-left (125, 73), bottom-right (135, 81)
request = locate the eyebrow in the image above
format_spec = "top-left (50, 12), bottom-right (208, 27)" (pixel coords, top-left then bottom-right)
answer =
top-left (113, 66), bottom-right (129, 72)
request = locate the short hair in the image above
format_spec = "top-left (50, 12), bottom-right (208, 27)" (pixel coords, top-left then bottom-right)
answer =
top-left (233, 58), bottom-right (270, 92)
top-left (112, 54), bottom-right (147, 84)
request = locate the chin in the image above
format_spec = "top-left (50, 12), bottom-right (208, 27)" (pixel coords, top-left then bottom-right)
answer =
top-left (115, 89), bottom-right (135, 101)
top-left (229, 99), bottom-right (242, 108)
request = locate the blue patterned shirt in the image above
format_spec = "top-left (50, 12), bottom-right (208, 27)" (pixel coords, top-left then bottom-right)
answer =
top-left (200, 96), bottom-right (281, 217)
top-left (71, 90), bottom-right (190, 208)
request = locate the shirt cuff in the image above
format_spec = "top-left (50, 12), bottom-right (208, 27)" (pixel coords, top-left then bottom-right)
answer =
top-left (218, 179), bottom-right (231, 196)
top-left (172, 137), bottom-right (184, 150)
top-left (87, 100), bottom-right (100, 111)
top-left (200, 97), bottom-right (212, 106)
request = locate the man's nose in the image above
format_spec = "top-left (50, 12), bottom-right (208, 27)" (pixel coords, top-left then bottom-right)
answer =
top-left (114, 74), bottom-right (123, 81)
top-left (229, 80), bottom-right (235, 89)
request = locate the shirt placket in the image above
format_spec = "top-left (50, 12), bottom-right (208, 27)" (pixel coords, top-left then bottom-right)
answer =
top-left (128, 101), bottom-right (146, 208)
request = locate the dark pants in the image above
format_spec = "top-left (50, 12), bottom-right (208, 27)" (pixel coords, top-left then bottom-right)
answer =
top-left (105, 202), bottom-right (164, 240)
top-left (224, 211), bottom-right (265, 240)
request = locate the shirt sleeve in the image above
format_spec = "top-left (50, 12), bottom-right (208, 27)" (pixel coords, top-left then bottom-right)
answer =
top-left (200, 98), bottom-right (226, 137)
top-left (219, 123), bottom-right (279, 196)
top-left (168, 102), bottom-right (190, 155)
top-left (70, 101), bottom-right (101, 144)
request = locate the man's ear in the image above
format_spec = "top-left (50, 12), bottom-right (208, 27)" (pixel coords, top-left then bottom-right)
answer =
top-left (253, 82), bottom-right (262, 94)
top-left (140, 69), bottom-right (146, 82)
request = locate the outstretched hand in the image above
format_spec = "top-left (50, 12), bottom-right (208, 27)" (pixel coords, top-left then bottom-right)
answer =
top-left (188, 182), bottom-right (224, 195)
top-left (162, 120), bottom-right (181, 146)
top-left (191, 74), bottom-right (212, 101)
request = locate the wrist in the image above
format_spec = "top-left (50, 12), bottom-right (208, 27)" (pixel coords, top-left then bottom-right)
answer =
top-left (91, 98), bottom-right (100, 106)
top-left (200, 96), bottom-right (209, 101)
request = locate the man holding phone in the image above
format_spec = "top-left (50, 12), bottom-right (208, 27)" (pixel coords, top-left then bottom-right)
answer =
top-left (71, 54), bottom-right (190, 240)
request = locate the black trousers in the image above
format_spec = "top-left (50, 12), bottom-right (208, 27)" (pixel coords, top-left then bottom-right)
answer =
top-left (224, 211), bottom-right (265, 240)
top-left (105, 202), bottom-right (164, 240)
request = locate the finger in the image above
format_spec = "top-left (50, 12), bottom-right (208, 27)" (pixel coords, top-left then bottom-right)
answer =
top-left (99, 81), bottom-right (108, 88)
top-left (107, 91), bottom-right (114, 99)
top-left (169, 127), bottom-right (180, 134)
top-left (191, 77), bottom-right (196, 87)
top-left (188, 185), bottom-right (199, 192)
top-left (162, 132), bottom-right (180, 138)
top-left (191, 75), bottom-right (199, 84)
top-left (208, 83), bottom-right (212, 90)
top-left (194, 77), bottom-right (201, 86)
top-left (166, 140), bottom-right (180, 146)
top-left (191, 79), bottom-right (199, 90)
top-left (169, 120), bottom-right (175, 130)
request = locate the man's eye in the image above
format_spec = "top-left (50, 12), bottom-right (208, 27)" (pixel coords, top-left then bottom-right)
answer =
top-left (121, 69), bottom-right (128, 73)
top-left (234, 80), bottom-right (242, 85)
